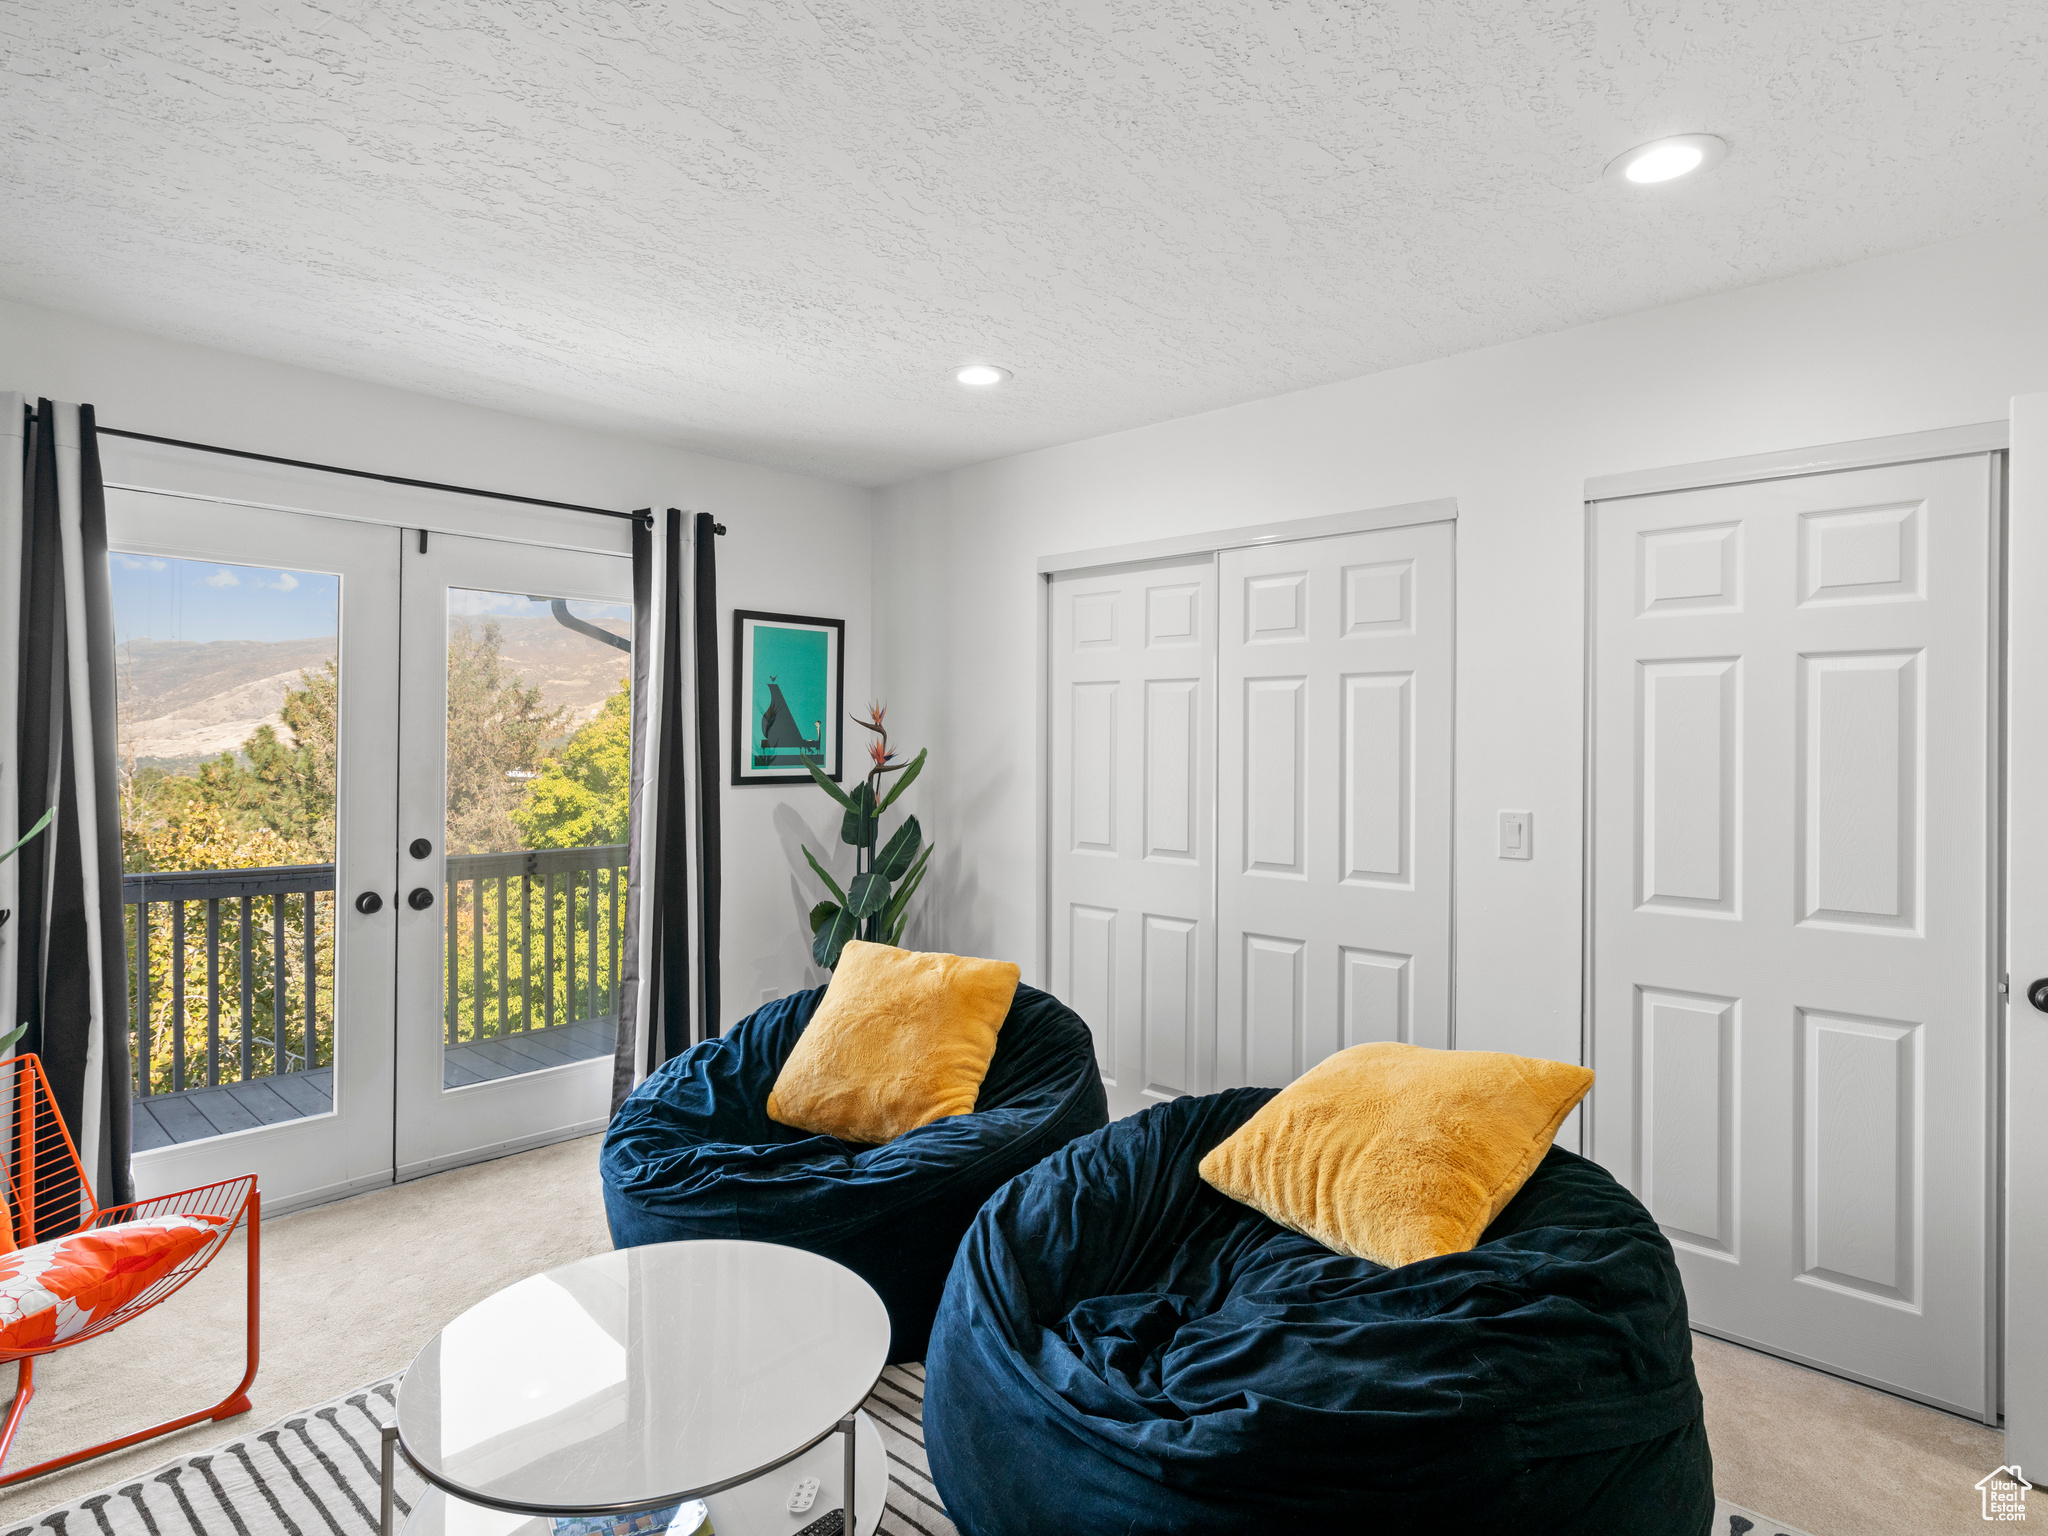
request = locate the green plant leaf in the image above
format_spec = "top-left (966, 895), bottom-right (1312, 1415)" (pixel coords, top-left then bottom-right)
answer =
top-left (805, 760), bottom-right (854, 810)
top-left (847, 869), bottom-right (891, 918)
top-left (813, 905), bottom-right (859, 969)
top-left (802, 845), bottom-right (848, 906)
top-left (884, 857), bottom-right (931, 944)
top-left (840, 782), bottom-right (878, 847)
top-left (874, 815), bottom-right (922, 880)
top-left (0, 1023), bottom-right (24, 1055)
top-left (808, 900), bottom-right (840, 936)
top-left (0, 808), bottom-right (53, 867)
top-left (881, 843), bottom-right (932, 930)
top-left (877, 749), bottom-right (926, 812)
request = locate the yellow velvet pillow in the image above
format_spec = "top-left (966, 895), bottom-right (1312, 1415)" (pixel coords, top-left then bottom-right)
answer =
top-left (1198, 1042), bottom-right (1594, 1268)
top-left (767, 941), bottom-right (1022, 1145)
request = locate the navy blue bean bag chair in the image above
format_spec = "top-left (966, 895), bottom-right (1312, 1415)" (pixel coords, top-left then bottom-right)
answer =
top-left (927, 1087), bottom-right (1714, 1535)
top-left (601, 982), bottom-right (1108, 1363)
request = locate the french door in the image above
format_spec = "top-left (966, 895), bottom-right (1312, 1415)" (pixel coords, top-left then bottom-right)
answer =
top-left (394, 532), bottom-right (631, 1179)
top-left (110, 495), bottom-right (632, 1211)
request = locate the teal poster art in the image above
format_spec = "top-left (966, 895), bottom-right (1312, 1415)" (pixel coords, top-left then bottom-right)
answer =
top-left (733, 610), bottom-right (844, 784)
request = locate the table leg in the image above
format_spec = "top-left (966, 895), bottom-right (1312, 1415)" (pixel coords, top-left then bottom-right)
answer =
top-left (381, 1425), bottom-right (398, 1536)
top-left (840, 1414), bottom-right (857, 1536)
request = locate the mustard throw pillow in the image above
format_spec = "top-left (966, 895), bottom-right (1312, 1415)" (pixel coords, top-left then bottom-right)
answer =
top-left (1198, 1042), bottom-right (1594, 1268)
top-left (767, 941), bottom-right (1022, 1144)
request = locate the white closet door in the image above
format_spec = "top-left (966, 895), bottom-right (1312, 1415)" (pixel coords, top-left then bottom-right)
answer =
top-left (1590, 455), bottom-right (1997, 1418)
top-left (1048, 558), bottom-right (1216, 1120)
top-left (1216, 521), bottom-right (1455, 1086)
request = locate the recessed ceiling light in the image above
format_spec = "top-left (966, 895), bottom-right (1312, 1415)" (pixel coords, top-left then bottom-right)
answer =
top-left (1605, 134), bottom-right (1727, 187)
top-left (955, 364), bottom-right (1011, 388)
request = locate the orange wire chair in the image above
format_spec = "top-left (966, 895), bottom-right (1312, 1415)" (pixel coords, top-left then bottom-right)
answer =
top-left (0, 1053), bottom-right (259, 1487)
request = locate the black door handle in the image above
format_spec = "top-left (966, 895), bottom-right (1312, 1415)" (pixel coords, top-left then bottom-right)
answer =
top-left (354, 892), bottom-right (383, 914)
top-left (2028, 978), bottom-right (2048, 1013)
top-left (408, 887), bottom-right (436, 911)
top-left (410, 838), bottom-right (432, 860)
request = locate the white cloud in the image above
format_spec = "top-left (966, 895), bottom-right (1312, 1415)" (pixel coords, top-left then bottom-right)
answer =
top-left (203, 568), bottom-right (239, 588)
top-left (447, 589), bottom-right (536, 617)
top-left (274, 571), bottom-right (299, 591)
top-left (112, 554), bottom-right (167, 571)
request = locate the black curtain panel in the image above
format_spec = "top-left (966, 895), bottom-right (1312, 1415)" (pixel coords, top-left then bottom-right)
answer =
top-left (7, 398), bottom-right (133, 1208)
top-left (614, 507), bottom-right (723, 1111)
top-left (693, 511), bottom-right (723, 1039)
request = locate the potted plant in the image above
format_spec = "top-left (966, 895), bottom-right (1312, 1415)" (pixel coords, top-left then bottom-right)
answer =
top-left (801, 704), bottom-right (930, 969)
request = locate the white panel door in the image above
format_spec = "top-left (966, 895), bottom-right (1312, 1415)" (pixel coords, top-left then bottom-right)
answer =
top-left (1591, 456), bottom-right (1997, 1418)
top-left (1216, 521), bottom-right (1455, 1085)
top-left (1048, 558), bottom-right (1216, 1119)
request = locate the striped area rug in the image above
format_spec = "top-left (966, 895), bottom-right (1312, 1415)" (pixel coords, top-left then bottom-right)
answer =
top-left (14, 1366), bottom-right (1791, 1536)
top-left (12, 1366), bottom-right (955, 1536)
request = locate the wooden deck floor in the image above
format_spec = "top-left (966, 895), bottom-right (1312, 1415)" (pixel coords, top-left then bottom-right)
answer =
top-left (131, 1018), bottom-right (618, 1151)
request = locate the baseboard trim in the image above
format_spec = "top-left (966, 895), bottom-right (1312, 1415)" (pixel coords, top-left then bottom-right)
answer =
top-left (1691, 1323), bottom-right (1991, 1427)
top-left (395, 1118), bottom-right (607, 1184)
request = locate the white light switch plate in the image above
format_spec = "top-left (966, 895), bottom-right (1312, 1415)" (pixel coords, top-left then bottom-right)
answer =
top-left (1499, 810), bottom-right (1532, 860)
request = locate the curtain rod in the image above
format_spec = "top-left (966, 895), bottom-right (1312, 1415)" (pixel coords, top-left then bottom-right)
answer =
top-left (95, 423), bottom-right (648, 525)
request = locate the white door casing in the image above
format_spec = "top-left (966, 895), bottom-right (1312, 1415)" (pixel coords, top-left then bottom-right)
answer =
top-left (1215, 521), bottom-right (1456, 1085)
top-left (1590, 454), bottom-right (1999, 1419)
top-left (1047, 557), bottom-right (1217, 1121)
top-left (110, 491), bottom-right (403, 1213)
top-left (2005, 392), bottom-right (2048, 1469)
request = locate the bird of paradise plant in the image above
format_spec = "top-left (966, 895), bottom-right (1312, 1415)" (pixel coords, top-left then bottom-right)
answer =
top-left (801, 703), bottom-right (930, 969)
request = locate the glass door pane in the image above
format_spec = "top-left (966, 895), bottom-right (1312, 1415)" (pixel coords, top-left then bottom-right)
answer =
top-left (113, 555), bottom-right (340, 1143)
top-left (440, 590), bottom-right (630, 1087)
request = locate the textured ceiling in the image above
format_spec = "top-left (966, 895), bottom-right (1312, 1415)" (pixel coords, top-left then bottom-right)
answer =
top-left (2, 2), bottom-right (2045, 485)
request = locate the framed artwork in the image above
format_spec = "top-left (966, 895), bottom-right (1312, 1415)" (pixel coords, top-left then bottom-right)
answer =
top-left (732, 610), bottom-right (844, 785)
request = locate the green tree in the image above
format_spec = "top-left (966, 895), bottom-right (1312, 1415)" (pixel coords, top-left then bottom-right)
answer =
top-left (445, 619), bottom-right (564, 854)
top-left (513, 680), bottom-right (630, 849)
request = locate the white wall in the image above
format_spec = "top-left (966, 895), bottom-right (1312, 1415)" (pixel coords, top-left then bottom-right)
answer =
top-left (875, 220), bottom-right (2048, 1069)
top-left (1, 296), bottom-right (873, 1030)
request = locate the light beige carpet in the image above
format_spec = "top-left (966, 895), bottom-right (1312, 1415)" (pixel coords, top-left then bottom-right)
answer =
top-left (0, 1133), bottom-right (2012, 1533)
top-left (0, 1134), bottom-right (614, 1521)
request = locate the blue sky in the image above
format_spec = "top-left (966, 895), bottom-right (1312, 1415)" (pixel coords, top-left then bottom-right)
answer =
top-left (110, 553), bottom-right (337, 646)
top-left (109, 564), bottom-right (631, 647)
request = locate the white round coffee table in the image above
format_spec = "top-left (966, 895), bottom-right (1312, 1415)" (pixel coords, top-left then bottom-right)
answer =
top-left (381, 1241), bottom-right (891, 1535)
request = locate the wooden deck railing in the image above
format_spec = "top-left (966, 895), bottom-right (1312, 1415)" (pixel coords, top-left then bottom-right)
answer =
top-left (123, 843), bottom-right (627, 1100)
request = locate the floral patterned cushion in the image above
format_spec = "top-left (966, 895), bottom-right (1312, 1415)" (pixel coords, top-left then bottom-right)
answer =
top-left (0, 1213), bottom-right (228, 1355)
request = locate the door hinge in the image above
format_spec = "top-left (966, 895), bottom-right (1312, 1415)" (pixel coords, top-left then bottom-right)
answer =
top-left (2000, 974), bottom-right (2011, 997)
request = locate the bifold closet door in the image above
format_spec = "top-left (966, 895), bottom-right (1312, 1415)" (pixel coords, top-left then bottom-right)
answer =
top-left (1216, 521), bottom-right (1455, 1086)
top-left (1589, 454), bottom-right (1997, 1419)
top-left (1048, 558), bottom-right (1216, 1121)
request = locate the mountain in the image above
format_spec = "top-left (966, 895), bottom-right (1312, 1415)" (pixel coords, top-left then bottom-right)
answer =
top-left (117, 637), bottom-right (336, 769)
top-left (117, 614), bottom-right (631, 772)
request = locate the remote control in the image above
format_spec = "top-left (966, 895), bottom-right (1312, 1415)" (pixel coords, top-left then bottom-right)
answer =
top-left (787, 1476), bottom-right (821, 1514)
top-left (793, 1512), bottom-right (843, 1536)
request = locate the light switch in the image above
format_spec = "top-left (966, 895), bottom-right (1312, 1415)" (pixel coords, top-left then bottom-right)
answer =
top-left (1499, 811), bottom-right (1532, 860)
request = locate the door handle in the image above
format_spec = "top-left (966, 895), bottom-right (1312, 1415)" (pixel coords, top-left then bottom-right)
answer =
top-left (408, 887), bottom-right (436, 911)
top-left (2028, 978), bottom-right (2048, 1013)
top-left (355, 892), bottom-right (384, 915)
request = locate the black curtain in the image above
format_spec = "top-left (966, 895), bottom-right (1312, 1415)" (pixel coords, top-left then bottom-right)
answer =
top-left (612, 508), bottom-right (724, 1110)
top-left (10, 399), bottom-right (132, 1207)
top-left (693, 511), bottom-right (722, 1039)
